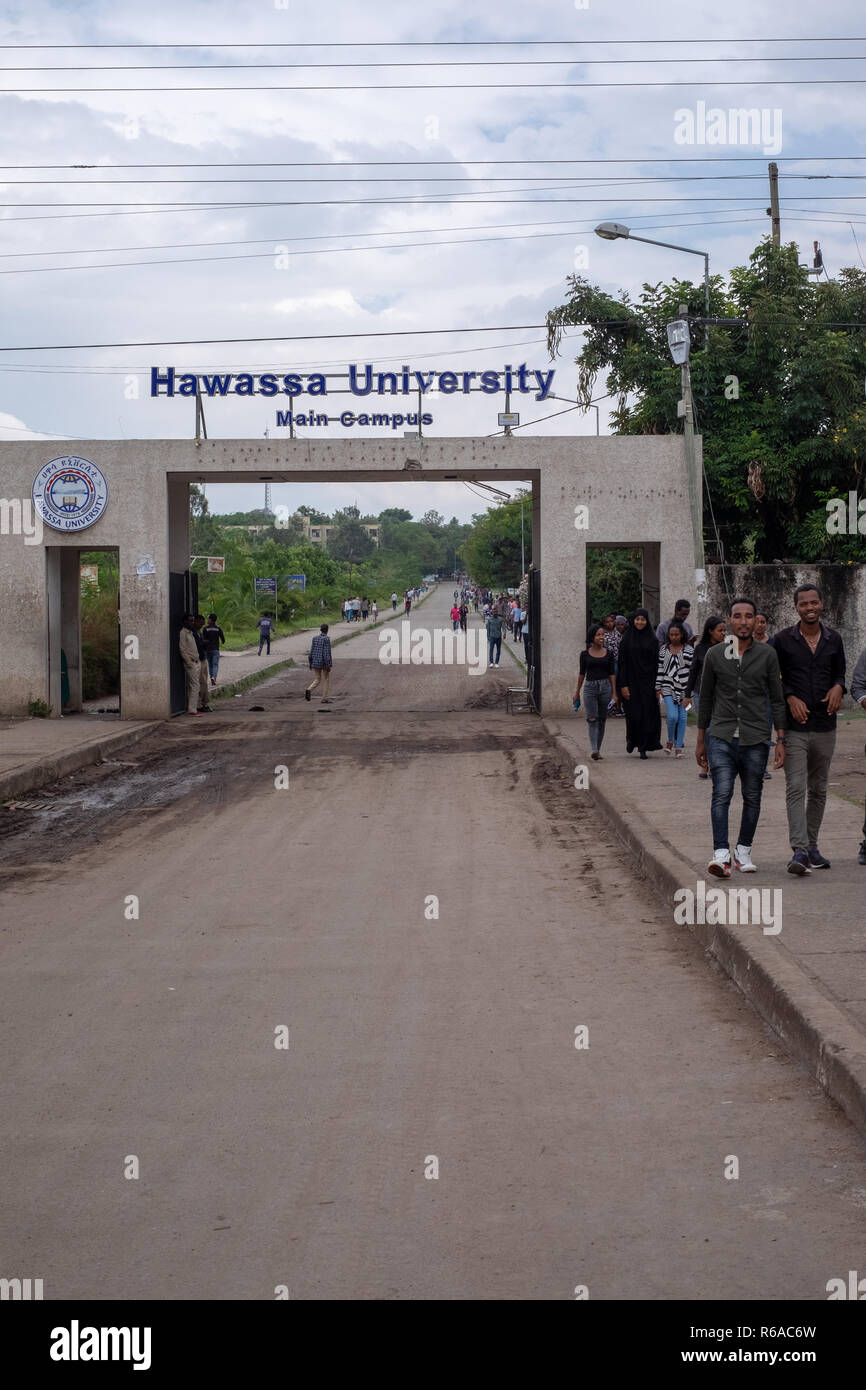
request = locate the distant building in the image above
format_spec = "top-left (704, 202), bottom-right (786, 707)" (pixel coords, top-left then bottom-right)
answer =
top-left (218, 515), bottom-right (380, 549)
top-left (300, 516), bottom-right (380, 550)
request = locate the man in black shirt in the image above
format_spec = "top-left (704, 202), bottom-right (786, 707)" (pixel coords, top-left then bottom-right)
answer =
top-left (769, 585), bottom-right (846, 875)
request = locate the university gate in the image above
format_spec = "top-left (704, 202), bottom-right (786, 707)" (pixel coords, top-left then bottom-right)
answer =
top-left (0, 435), bottom-right (698, 718)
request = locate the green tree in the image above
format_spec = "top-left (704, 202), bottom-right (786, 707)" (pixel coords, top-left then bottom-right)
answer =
top-left (327, 508), bottom-right (375, 563)
top-left (546, 238), bottom-right (866, 562)
top-left (459, 494), bottom-right (531, 589)
top-left (190, 483), bottom-right (222, 555)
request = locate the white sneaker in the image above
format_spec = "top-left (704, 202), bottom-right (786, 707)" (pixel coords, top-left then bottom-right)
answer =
top-left (734, 844), bottom-right (757, 873)
top-left (707, 849), bottom-right (732, 878)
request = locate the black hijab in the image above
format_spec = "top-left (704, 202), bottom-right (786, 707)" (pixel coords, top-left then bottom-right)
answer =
top-left (619, 607), bottom-right (659, 679)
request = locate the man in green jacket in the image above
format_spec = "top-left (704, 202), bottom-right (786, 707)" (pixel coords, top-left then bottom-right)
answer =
top-left (696, 596), bottom-right (787, 877)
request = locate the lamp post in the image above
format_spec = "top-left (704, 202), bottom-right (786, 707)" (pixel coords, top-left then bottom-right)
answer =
top-left (595, 223), bottom-right (708, 600)
top-left (594, 221), bottom-right (710, 322)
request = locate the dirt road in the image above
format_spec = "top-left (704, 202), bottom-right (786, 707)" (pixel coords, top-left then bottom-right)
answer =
top-left (1, 588), bottom-right (865, 1300)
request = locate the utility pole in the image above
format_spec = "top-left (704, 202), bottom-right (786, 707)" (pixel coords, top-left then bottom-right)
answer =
top-left (767, 162), bottom-right (781, 247)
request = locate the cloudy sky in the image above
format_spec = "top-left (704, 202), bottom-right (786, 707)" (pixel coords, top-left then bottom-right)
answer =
top-left (0, 1), bottom-right (863, 519)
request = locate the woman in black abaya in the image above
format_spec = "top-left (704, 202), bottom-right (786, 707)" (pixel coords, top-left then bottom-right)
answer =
top-left (617, 608), bottom-right (662, 758)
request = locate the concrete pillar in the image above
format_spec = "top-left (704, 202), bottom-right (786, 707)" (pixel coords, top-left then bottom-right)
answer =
top-left (167, 478), bottom-right (190, 571)
top-left (60, 548), bottom-right (82, 711)
top-left (540, 466), bottom-right (586, 715)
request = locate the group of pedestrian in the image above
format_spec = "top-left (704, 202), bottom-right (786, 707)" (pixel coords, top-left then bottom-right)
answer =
top-left (341, 597), bottom-right (376, 623)
top-left (180, 612), bottom-right (224, 716)
top-left (576, 584), bottom-right (866, 875)
top-left (450, 600), bottom-right (469, 632)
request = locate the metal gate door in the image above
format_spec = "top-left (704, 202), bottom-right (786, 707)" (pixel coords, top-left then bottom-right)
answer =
top-left (169, 571), bottom-right (201, 714)
top-left (526, 568), bottom-right (541, 713)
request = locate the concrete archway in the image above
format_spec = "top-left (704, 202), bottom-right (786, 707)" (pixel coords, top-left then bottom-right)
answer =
top-left (0, 436), bottom-right (698, 718)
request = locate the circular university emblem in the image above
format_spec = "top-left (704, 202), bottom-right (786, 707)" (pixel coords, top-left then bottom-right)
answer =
top-left (32, 456), bottom-right (108, 533)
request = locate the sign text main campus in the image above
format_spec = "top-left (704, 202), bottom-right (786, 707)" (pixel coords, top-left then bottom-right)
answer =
top-left (150, 363), bottom-right (556, 402)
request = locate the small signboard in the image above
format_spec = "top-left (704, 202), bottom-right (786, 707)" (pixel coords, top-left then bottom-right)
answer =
top-left (254, 576), bottom-right (277, 596)
top-left (207, 557), bottom-right (225, 573)
top-left (80, 563), bottom-right (99, 587)
top-left (284, 573), bottom-right (306, 591)
top-left (498, 411), bottom-right (520, 428)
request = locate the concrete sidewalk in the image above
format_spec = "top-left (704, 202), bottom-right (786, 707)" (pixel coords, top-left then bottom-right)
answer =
top-left (0, 717), bottom-right (162, 804)
top-left (545, 708), bottom-right (866, 1140)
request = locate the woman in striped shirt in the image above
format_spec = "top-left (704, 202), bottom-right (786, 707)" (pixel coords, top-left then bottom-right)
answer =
top-left (655, 620), bottom-right (695, 758)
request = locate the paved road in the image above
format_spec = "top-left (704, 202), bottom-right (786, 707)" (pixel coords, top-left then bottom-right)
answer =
top-left (1, 585), bottom-right (865, 1300)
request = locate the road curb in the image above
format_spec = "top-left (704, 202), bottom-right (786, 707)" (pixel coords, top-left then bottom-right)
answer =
top-left (0, 720), bottom-right (165, 804)
top-left (544, 716), bottom-right (866, 1143)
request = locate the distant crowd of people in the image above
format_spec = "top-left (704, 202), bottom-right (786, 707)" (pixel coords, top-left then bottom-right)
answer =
top-left (451, 583), bottom-right (530, 668)
top-left (575, 588), bottom-right (866, 874)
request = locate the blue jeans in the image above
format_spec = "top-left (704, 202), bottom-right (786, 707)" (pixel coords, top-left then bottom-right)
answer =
top-left (206, 650), bottom-right (220, 679)
top-left (706, 735), bottom-right (769, 851)
top-left (583, 678), bottom-right (610, 753)
top-left (488, 637), bottom-right (502, 664)
top-left (258, 635), bottom-right (271, 653)
top-left (663, 695), bottom-right (687, 747)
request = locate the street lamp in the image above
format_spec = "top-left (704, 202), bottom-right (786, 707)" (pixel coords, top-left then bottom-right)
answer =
top-left (594, 222), bottom-right (710, 322)
top-left (594, 222), bottom-right (706, 594)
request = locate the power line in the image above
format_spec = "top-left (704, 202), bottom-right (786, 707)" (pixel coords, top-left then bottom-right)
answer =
top-left (0, 216), bottom-right (770, 278)
top-left (4, 174), bottom-right (866, 185)
top-left (3, 37), bottom-right (864, 47)
top-left (6, 78), bottom-right (866, 90)
top-left (0, 210), bottom-right (764, 261)
top-left (0, 324), bottom-right (551, 353)
top-left (6, 195), bottom-right (866, 210)
top-left (4, 55), bottom-right (866, 70)
top-left (2, 156), bottom-right (865, 168)
top-left (7, 315), bottom-right (866, 356)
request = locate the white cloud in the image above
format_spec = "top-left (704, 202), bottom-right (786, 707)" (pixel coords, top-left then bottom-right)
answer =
top-left (273, 290), bottom-right (362, 317)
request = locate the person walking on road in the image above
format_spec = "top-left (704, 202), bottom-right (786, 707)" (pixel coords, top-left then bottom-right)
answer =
top-left (617, 609), bottom-right (662, 759)
top-left (576, 624), bottom-right (618, 761)
top-left (201, 612), bottom-right (225, 688)
top-left (450, 603), bottom-right (460, 632)
top-left (305, 624), bottom-right (333, 703)
top-left (851, 644), bottom-right (866, 865)
top-left (769, 585), bottom-right (847, 875)
top-left (696, 597), bottom-right (787, 878)
top-left (459, 601), bottom-right (468, 633)
top-left (371, 599), bottom-right (378, 621)
top-left (486, 609), bottom-right (505, 668)
top-left (193, 615), bottom-right (212, 711)
top-left (656, 600), bottom-right (694, 646)
top-left (512, 602), bottom-right (524, 644)
top-left (685, 615), bottom-right (726, 777)
top-left (179, 614), bottom-right (203, 716)
top-left (257, 612), bottom-right (276, 654)
top-left (405, 592), bottom-right (413, 615)
top-left (656, 621), bottom-right (694, 757)
top-left (392, 592), bottom-right (398, 611)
